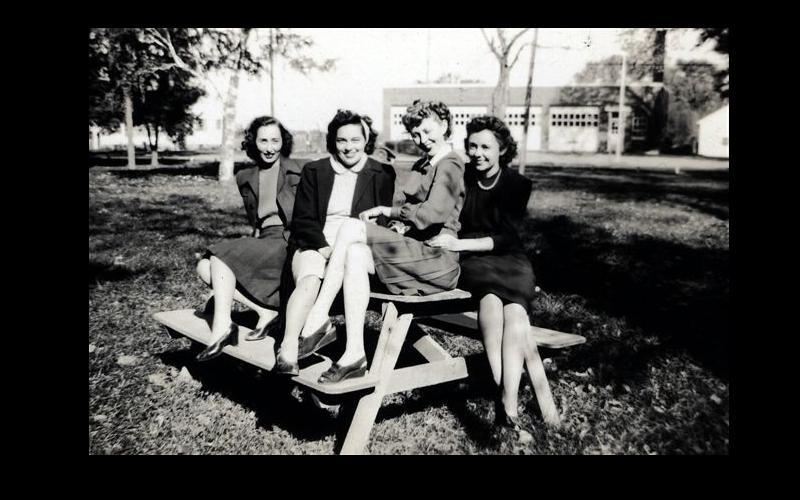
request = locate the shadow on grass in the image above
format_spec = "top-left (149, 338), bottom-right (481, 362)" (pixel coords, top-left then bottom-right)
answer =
top-left (89, 260), bottom-right (143, 287)
top-left (157, 345), bottom-right (340, 444)
top-left (529, 214), bottom-right (729, 379)
top-left (102, 161), bottom-right (256, 179)
top-left (531, 167), bottom-right (729, 220)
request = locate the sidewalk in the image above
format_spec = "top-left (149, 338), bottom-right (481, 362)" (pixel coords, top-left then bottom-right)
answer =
top-left (514, 151), bottom-right (728, 171)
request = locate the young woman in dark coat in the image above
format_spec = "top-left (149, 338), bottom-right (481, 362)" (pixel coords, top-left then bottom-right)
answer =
top-left (427, 115), bottom-right (537, 432)
top-left (195, 116), bottom-right (303, 361)
top-left (273, 110), bottom-right (395, 375)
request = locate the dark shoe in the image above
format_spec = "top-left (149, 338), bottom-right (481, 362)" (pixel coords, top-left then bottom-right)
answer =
top-left (298, 320), bottom-right (337, 360)
top-left (245, 316), bottom-right (279, 342)
top-left (317, 356), bottom-right (367, 384)
top-left (274, 349), bottom-right (299, 376)
top-left (196, 324), bottom-right (239, 362)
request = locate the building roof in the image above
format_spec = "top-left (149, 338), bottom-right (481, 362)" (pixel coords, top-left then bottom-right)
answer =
top-left (697, 104), bottom-right (729, 124)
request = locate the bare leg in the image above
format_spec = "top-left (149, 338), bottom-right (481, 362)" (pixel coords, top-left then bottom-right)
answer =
top-left (478, 294), bottom-right (505, 387)
top-left (501, 303), bottom-right (530, 418)
top-left (302, 218), bottom-right (367, 337)
top-left (336, 243), bottom-right (375, 366)
top-left (208, 256), bottom-right (236, 341)
top-left (278, 275), bottom-right (322, 362)
top-left (197, 258), bottom-right (278, 329)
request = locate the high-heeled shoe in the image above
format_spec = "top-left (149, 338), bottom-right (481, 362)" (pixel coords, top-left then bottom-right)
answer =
top-left (273, 349), bottom-right (299, 376)
top-left (298, 320), bottom-right (337, 360)
top-left (196, 324), bottom-right (239, 362)
top-left (317, 356), bottom-right (367, 384)
top-left (245, 316), bottom-right (279, 342)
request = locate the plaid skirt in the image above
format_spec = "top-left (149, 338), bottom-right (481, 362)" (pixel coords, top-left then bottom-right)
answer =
top-left (206, 225), bottom-right (287, 308)
top-left (366, 224), bottom-right (460, 296)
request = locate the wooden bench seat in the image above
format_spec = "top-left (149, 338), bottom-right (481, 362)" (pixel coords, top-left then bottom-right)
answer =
top-left (153, 288), bottom-right (586, 454)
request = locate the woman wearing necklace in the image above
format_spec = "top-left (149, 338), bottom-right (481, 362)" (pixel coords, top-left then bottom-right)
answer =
top-left (427, 115), bottom-right (536, 434)
top-left (297, 100), bottom-right (466, 383)
top-left (195, 116), bottom-right (303, 361)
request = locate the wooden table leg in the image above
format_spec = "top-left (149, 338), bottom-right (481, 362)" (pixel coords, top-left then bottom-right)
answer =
top-left (339, 303), bottom-right (412, 455)
top-left (524, 330), bottom-right (561, 427)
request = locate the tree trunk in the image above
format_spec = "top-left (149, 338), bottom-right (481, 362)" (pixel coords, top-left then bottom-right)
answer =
top-left (518, 28), bottom-right (539, 175)
top-left (490, 63), bottom-right (510, 119)
top-left (123, 86), bottom-right (136, 168)
top-left (219, 69), bottom-right (240, 182)
top-left (151, 124), bottom-right (160, 166)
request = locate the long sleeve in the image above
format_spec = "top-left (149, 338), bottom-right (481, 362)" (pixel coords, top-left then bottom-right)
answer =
top-left (392, 156), bottom-right (465, 234)
top-left (489, 174), bottom-right (532, 252)
top-left (289, 165), bottom-right (329, 250)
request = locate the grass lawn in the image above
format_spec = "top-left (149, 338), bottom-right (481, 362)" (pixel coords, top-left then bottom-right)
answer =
top-left (88, 161), bottom-right (729, 455)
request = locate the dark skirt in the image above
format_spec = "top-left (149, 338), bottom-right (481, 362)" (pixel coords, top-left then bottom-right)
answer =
top-left (457, 251), bottom-right (536, 315)
top-left (366, 223), bottom-right (460, 296)
top-left (206, 225), bottom-right (287, 308)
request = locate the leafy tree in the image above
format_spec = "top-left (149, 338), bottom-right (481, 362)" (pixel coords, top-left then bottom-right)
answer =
top-left (481, 28), bottom-right (531, 118)
top-left (88, 28), bottom-right (201, 166)
top-left (132, 70), bottom-right (205, 165)
top-left (145, 28), bottom-right (335, 182)
top-left (695, 28), bottom-right (729, 98)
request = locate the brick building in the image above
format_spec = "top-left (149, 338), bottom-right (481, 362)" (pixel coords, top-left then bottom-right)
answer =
top-left (383, 84), bottom-right (668, 154)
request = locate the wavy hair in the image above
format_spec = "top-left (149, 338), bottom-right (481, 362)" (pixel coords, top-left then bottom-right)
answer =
top-left (241, 116), bottom-right (293, 163)
top-left (401, 100), bottom-right (453, 139)
top-left (325, 109), bottom-right (378, 156)
top-left (464, 115), bottom-right (518, 167)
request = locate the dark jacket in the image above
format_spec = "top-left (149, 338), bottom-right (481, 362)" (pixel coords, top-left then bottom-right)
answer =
top-left (235, 157), bottom-right (304, 241)
top-left (289, 157), bottom-right (396, 251)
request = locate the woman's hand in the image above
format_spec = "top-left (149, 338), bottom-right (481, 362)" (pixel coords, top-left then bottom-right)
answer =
top-left (425, 233), bottom-right (461, 251)
top-left (318, 246), bottom-right (333, 260)
top-left (359, 206), bottom-right (392, 224)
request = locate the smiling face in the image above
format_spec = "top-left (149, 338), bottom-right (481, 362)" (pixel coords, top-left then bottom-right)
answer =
top-left (335, 123), bottom-right (367, 167)
top-left (410, 116), bottom-right (448, 157)
top-left (466, 129), bottom-right (504, 178)
top-left (255, 124), bottom-right (283, 164)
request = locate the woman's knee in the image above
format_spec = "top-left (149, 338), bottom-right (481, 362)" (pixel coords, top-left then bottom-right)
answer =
top-left (502, 304), bottom-right (530, 341)
top-left (479, 294), bottom-right (505, 335)
top-left (344, 243), bottom-right (374, 274)
top-left (196, 258), bottom-right (211, 284)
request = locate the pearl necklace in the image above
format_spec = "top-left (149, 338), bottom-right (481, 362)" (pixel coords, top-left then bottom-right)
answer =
top-left (477, 169), bottom-right (501, 190)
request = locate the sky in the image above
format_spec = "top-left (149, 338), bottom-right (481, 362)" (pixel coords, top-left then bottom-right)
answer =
top-left (194, 28), bottom-right (727, 134)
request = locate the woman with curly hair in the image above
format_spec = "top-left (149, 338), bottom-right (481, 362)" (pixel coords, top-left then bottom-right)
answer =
top-left (272, 109), bottom-right (395, 376)
top-left (427, 115), bottom-right (537, 433)
top-left (195, 116), bottom-right (304, 361)
top-left (297, 100), bottom-right (466, 384)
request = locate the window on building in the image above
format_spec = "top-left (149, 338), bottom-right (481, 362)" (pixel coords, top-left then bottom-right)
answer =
top-left (632, 116), bottom-right (647, 137)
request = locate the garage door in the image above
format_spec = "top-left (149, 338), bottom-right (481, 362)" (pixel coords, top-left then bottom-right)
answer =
top-left (505, 106), bottom-right (542, 151)
top-left (548, 106), bottom-right (600, 153)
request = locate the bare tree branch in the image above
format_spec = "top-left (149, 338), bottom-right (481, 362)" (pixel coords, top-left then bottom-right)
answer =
top-left (509, 42), bottom-right (527, 68)
top-left (145, 27), bottom-right (224, 99)
top-left (506, 28), bottom-right (531, 53)
top-left (481, 28), bottom-right (502, 60)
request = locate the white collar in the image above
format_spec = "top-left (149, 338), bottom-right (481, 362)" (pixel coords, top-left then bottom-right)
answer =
top-left (329, 154), bottom-right (367, 175)
top-left (427, 144), bottom-right (453, 168)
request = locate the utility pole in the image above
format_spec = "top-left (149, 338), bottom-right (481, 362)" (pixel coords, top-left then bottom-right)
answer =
top-left (426, 28), bottom-right (431, 83)
top-left (269, 27), bottom-right (275, 115)
top-left (616, 52), bottom-right (627, 162)
top-left (518, 28), bottom-right (538, 175)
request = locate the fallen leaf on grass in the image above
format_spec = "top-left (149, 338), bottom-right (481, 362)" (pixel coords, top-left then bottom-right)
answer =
top-left (518, 430), bottom-right (534, 444)
top-left (147, 373), bottom-right (169, 388)
top-left (89, 344), bottom-right (96, 354)
top-left (710, 394), bottom-right (722, 405)
top-left (117, 355), bottom-right (139, 366)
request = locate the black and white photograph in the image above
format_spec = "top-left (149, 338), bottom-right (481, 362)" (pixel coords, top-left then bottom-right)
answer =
top-left (88, 27), bottom-right (730, 455)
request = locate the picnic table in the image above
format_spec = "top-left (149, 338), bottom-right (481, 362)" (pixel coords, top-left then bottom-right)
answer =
top-left (153, 288), bottom-right (585, 454)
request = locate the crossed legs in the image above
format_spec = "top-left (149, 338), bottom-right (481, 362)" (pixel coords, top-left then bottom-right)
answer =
top-left (302, 218), bottom-right (374, 366)
top-left (196, 257), bottom-right (279, 340)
